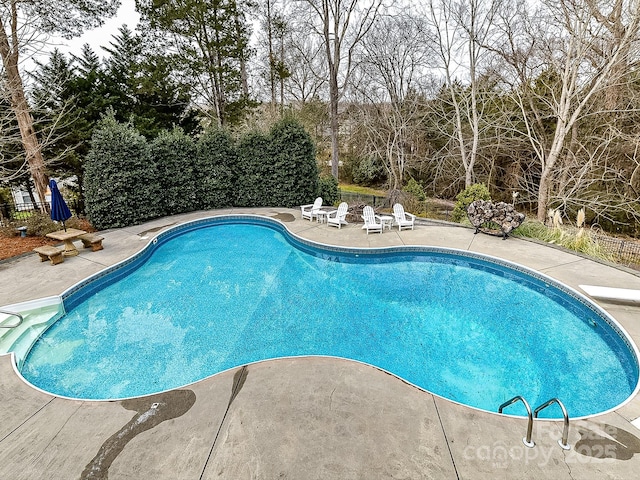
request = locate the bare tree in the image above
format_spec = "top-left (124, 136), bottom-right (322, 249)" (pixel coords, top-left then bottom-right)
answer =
top-left (0, 0), bottom-right (118, 208)
top-left (297, 0), bottom-right (386, 180)
top-left (354, 13), bottom-right (432, 189)
top-left (284, 29), bottom-right (326, 104)
top-left (425, 0), bottom-right (503, 188)
top-left (493, 0), bottom-right (640, 221)
top-left (0, 73), bottom-right (27, 182)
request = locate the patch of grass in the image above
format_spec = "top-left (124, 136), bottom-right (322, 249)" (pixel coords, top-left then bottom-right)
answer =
top-left (512, 220), bottom-right (615, 262)
top-left (512, 220), bottom-right (554, 240)
top-left (338, 183), bottom-right (387, 197)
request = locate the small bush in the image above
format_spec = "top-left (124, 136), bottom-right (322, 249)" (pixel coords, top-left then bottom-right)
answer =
top-left (398, 179), bottom-right (427, 214)
top-left (318, 176), bottom-right (339, 205)
top-left (0, 219), bottom-right (20, 237)
top-left (24, 213), bottom-right (59, 236)
top-left (511, 219), bottom-right (550, 239)
top-left (0, 214), bottom-right (93, 239)
top-left (65, 216), bottom-right (95, 232)
top-left (451, 183), bottom-right (491, 222)
top-left (352, 156), bottom-right (385, 186)
top-left (403, 178), bottom-right (426, 202)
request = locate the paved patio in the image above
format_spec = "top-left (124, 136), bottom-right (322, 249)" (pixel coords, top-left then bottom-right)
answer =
top-left (1, 208), bottom-right (640, 479)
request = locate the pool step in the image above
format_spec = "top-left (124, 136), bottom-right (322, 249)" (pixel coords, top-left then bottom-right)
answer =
top-left (0, 298), bottom-right (63, 369)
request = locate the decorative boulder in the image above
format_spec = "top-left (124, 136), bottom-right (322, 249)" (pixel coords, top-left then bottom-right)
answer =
top-left (466, 200), bottom-right (525, 240)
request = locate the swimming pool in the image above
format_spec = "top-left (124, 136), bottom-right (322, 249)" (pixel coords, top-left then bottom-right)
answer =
top-left (18, 216), bottom-right (640, 418)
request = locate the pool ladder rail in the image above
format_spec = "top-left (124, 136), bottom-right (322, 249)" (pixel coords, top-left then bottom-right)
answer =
top-left (498, 396), bottom-right (570, 450)
top-left (0, 309), bottom-right (24, 329)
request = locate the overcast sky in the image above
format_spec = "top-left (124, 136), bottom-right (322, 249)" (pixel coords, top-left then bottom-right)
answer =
top-left (54, 1), bottom-right (140, 57)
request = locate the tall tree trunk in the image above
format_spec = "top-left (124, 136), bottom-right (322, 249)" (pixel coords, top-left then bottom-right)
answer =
top-left (449, 84), bottom-right (469, 187)
top-left (266, 0), bottom-right (277, 112)
top-left (279, 26), bottom-right (285, 116)
top-left (213, 21), bottom-right (226, 126)
top-left (536, 123), bottom-right (567, 221)
top-left (537, 170), bottom-right (551, 222)
top-left (468, 73), bottom-right (479, 188)
top-left (233, 4), bottom-right (250, 99)
top-left (325, 0), bottom-right (340, 180)
top-left (0, 26), bottom-right (49, 210)
top-left (329, 85), bottom-right (340, 179)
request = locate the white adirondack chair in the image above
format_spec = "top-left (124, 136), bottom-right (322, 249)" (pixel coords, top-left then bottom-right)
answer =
top-left (327, 202), bottom-right (349, 229)
top-left (361, 205), bottom-right (383, 234)
top-left (393, 203), bottom-right (416, 231)
top-left (301, 197), bottom-right (323, 221)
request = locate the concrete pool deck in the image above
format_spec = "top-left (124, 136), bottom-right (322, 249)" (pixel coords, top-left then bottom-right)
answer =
top-left (2, 207), bottom-right (640, 479)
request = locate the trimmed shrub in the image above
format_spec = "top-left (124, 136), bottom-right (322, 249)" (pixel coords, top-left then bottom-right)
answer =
top-left (85, 115), bottom-right (162, 229)
top-left (194, 129), bottom-right (236, 210)
top-left (268, 118), bottom-right (318, 207)
top-left (451, 183), bottom-right (491, 222)
top-left (235, 131), bottom-right (271, 207)
top-left (318, 175), bottom-right (339, 205)
top-left (150, 128), bottom-right (197, 215)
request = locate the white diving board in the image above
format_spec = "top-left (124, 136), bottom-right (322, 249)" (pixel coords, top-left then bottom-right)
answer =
top-left (579, 285), bottom-right (640, 304)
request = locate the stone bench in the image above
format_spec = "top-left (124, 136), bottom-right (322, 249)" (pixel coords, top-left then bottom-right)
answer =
top-left (78, 233), bottom-right (104, 252)
top-left (466, 200), bottom-right (525, 240)
top-left (33, 245), bottom-right (65, 265)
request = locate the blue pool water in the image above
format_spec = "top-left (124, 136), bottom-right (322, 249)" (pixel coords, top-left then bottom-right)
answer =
top-left (21, 217), bottom-right (638, 417)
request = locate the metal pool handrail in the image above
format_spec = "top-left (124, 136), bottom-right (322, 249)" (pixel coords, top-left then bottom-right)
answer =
top-left (534, 398), bottom-right (571, 450)
top-left (0, 309), bottom-right (24, 329)
top-left (499, 395), bottom-right (535, 447)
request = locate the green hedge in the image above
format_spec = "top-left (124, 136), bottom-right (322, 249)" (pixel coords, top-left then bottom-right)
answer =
top-left (235, 131), bottom-right (271, 207)
top-left (318, 176), bottom-right (339, 205)
top-left (195, 129), bottom-right (236, 210)
top-left (84, 117), bottom-right (320, 228)
top-left (150, 128), bottom-right (197, 216)
top-left (268, 118), bottom-right (318, 207)
top-left (85, 115), bottom-right (162, 229)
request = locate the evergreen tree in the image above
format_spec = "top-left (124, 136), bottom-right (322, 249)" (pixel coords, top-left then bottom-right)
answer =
top-left (70, 45), bottom-right (112, 158)
top-left (136, 0), bottom-right (256, 126)
top-left (101, 25), bottom-right (199, 137)
top-left (29, 49), bottom-right (86, 201)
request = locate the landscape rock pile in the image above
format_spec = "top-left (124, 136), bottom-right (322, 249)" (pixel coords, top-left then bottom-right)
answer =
top-left (466, 200), bottom-right (525, 239)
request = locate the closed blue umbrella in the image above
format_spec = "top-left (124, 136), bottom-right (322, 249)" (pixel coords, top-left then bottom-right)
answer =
top-left (49, 179), bottom-right (72, 231)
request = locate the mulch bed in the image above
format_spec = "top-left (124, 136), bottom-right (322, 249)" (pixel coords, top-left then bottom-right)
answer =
top-left (0, 217), bottom-right (96, 261)
top-left (0, 236), bottom-right (59, 261)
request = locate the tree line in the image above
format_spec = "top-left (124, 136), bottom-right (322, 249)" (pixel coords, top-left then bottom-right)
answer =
top-left (2, 0), bottom-right (640, 234)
